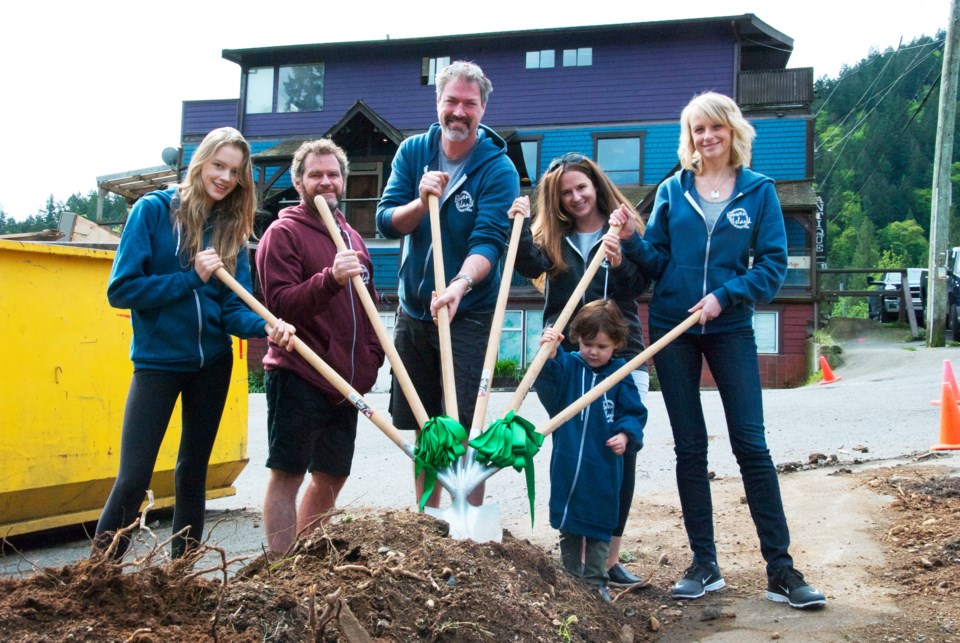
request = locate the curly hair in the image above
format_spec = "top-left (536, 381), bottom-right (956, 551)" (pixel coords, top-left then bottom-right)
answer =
top-left (175, 127), bottom-right (255, 274)
top-left (531, 156), bottom-right (644, 277)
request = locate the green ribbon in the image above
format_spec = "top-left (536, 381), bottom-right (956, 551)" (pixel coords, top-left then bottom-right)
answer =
top-left (414, 415), bottom-right (467, 510)
top-left (469, 410), bottom-right (545, 526)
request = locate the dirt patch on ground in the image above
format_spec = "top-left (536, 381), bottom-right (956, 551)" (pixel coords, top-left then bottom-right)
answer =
top-left (0, 510), bottom-right (673, 642)
top-left (1, 460), bottom-right (957, 642)
top-left (856, 464), bottom-right (960, 642)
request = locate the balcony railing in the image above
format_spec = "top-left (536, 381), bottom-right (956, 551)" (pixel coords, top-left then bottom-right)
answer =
top-left (738, 68), bottom-right (813, 111)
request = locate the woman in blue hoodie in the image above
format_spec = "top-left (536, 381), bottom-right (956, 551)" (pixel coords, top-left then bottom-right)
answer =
top-left (613, 93), bottom-right (826, 609)
top-left (93, 127), bottom-right (293, 559)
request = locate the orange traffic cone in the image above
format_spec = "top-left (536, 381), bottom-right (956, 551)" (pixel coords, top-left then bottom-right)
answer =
top-left (933, 382), bottom-right (960, 450)
top-left (931, 359), bottom-right (960, 406)
top-left (818, 355), bottom-right (841, 385)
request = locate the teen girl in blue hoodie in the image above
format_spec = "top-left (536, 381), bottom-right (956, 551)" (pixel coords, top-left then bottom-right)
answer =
top-left (612, 93), bottom-right (826, 609)
top-left (93, 127), bottom-right (294, 559)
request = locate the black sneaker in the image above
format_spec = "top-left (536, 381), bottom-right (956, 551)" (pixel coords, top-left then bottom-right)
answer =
top-left (766, 566), bottom-right (827, 609)
top-left (597, 585), bottom-right (612, 603)
top-left (608, 563), bottom-right (644, 587)
top-left (670, 561), bottom-right (725, 599)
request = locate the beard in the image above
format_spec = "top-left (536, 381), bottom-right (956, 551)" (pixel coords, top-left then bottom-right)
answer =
top-left (304, 191), bottom-right (341, 214)
top-left (441, 117), bottom-right (473, 142)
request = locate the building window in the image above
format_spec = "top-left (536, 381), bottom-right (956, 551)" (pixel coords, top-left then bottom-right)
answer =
top-left (783, 215), bottom-right (813, 288)
top-left (753, 311), bottom-right (779, 354)
top-left (497, 310), bottom-right (544, 368)
top-left (595, 134), bottom-right (643, 185)
top-left (278, 64), bottom-right (325, 112)
top-left (506, 138), bottom-right (541, 187)
top-left (563, 48), bottom-right (593, 67)
top-left (245, 63), bottom-right (325, 114)
top-left (245, 67), bottom-right (275, 114)
top-left (525, 50), bottom-right (555, 69)
top-left (421, 56), bottom-right (450, 85)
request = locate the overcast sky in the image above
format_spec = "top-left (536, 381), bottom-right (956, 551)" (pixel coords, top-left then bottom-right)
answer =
top-left (0, 0), bottom-right (950, 219)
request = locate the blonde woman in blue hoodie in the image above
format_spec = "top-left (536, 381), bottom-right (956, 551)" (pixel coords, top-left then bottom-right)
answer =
top-left (612, 93), bottom-right (826, 609)
top-left (94, 127), bottom-right (294, 559)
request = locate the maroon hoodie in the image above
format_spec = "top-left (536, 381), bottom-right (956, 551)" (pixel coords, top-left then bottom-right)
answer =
top-left (257, 201), bottom-right (384, 403)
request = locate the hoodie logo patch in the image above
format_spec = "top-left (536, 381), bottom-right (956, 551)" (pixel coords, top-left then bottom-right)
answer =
top-left (359, 264), bottom-right (371, 285)
top-left (455, 192), bottom-right (475, 213)
top-left (726, 208), bottom-right (751, 230)
top-left (603, 398), bottom-right (615, 424)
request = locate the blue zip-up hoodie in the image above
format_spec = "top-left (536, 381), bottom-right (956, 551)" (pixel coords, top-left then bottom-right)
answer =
top-left (376, 123), bottom-right (520, 319)
top-left (107, 188), bottom-right (266, 371)
top-left (535, 347), bottom-right (647, 541)
top-left (622, 167), bottom-right (787, 333)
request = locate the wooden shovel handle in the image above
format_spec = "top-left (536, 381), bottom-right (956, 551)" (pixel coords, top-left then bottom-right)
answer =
top-left (536, 310), bottom-right (701, 437)
top-left (313, 196), bottom-right (430, 427)
top-left (215, 267), bottom-right (414, 456)
top-left (506, 223), bottom-right (622, 413)
top-left (428, 194), bottom-right (459, 422)
top-left (470, 211), bottom-right (526, 434)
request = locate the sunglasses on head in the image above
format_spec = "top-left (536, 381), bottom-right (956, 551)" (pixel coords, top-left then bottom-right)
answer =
top-left (546, 152), bottom-right (586, 174)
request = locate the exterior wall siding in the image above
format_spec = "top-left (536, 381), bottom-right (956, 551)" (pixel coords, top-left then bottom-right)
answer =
top-left (182, 99), bottom-right (239, 137)
top-left (233, 30), bottom-right (737, 138)
top-left (520, 117), bottom-right (808, 185)
top-left (637, 302), bottom-right (814, 389)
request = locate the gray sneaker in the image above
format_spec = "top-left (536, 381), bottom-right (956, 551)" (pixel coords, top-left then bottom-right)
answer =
top-left (671, 561), bottom-right (725, 599)
top-left (766, 566), bottom-right (827, 609)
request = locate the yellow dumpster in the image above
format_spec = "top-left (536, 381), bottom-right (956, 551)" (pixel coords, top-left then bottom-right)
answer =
top-left (0, 239), bottom-right (250, 537)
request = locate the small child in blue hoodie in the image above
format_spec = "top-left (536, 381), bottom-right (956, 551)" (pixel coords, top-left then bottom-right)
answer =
top-left (535, 300), bottom-right (647, 602)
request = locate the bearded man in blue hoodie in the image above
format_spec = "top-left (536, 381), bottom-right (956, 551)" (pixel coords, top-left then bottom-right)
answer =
top-left (376, 60), bottom-right (520, 509)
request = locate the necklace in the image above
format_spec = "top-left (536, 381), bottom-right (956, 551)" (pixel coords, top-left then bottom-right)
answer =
top-left (703, 172), bottom-right (732, 200)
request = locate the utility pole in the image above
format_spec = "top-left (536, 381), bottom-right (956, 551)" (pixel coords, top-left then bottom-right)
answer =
top-left (928, 0), bottom-right (960, 346)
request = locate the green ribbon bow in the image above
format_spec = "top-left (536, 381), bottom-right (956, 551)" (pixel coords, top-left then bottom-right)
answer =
top-left (469, 410), bottom-right (545, 526)
top-left (414, 415), bottom-right (467, 510)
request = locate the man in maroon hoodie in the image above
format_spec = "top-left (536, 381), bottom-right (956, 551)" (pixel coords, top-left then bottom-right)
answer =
top-left (256, 139), bottom-right (385, 553)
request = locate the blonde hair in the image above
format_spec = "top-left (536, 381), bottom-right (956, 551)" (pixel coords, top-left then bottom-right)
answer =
top-left (176, 127), bottom-right (256, 274)
top-left (678, 92), bottom-right (755, 173)
top-left (531, 156), bottom-right (644, 277)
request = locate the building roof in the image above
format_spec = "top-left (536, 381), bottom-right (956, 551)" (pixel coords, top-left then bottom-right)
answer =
top-left (223, 14), bottom-right (793, 70)
top-left (96, 165), bottom-right (178, 205)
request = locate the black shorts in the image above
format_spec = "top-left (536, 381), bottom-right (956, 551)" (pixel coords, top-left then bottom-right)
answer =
top-left (389, 308), bottom-right (491, 432)
top-left (264, 369), bottom-right (358, 477)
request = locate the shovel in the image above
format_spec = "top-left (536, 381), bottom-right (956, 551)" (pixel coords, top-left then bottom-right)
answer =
top-left (462, 220), bottom-right (624, 515)
top-left (313, 196), bottom-right (480, 534)
top-left (421, 193), bottom-right (504, 542)
top-left (504, 221), bottom-right (622, 416)
top-left (213, 268), bottom-right (458, 494)
top-left (535, 311), bottom-right (702, 437)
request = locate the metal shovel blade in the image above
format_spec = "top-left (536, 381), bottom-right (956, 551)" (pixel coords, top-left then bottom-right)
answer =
top-left (424, 499), bottom-right (502, 543)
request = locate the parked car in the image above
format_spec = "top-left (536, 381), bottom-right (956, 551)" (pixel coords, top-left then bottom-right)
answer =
top-left (868, 269), bottom-right (927, 324)
top-left (948, 248), bottom-right (960, 340)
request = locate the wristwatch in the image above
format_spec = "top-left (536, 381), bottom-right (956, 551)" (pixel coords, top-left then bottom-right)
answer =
top-left (451, 273), bottom-right (474, 293)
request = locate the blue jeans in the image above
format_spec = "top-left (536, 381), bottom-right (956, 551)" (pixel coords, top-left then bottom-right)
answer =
top-left (650, 326), bottom-right (792, 574)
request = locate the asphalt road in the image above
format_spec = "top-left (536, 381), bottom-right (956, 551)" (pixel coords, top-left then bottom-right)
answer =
top-left (2, 321), bottom-right (957, 576)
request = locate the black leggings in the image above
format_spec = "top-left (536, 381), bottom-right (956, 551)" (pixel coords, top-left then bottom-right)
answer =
top-left (613, 450), bottom-right (636, 537)
top-left (93, 353), bottom-right (233, 558)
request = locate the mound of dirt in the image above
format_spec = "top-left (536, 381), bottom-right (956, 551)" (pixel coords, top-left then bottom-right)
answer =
top-left (858, 465), bottom-right (960, 641)
top-left (0, 511), bottom-right (673, 642)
